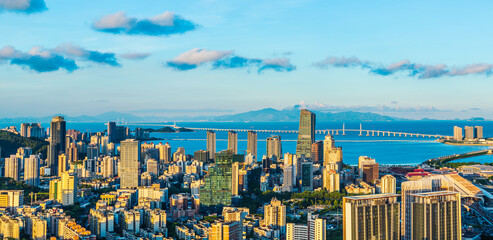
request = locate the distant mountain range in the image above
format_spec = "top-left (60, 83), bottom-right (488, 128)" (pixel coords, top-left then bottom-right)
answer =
top-left (0, 106), bottom-right (487, 123)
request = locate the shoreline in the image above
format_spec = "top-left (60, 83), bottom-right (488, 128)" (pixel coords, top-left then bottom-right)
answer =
top-left (442, 142), bottom-right (493, 147)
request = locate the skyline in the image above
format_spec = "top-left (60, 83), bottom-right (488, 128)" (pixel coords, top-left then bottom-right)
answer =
top-left (1, 0), bottom-right (493, 119)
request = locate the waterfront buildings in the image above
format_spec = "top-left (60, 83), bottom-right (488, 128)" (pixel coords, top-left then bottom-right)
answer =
top-left (343, 194), bottom-right (400, 240)
top-left (228, 131), bottom-right (238, 154)
top-left (120, 139), bottom-right (141, 189)
top-left (247, 130), bottom-right (258, 158)
top-left (453, 126), bottom-right (463, 141)
top-left (465, 126), bottom-right (475, 140)
top-left (266, 136), bottom-right (282, 160)
top-left (296, 109), bottom-right (315, 158)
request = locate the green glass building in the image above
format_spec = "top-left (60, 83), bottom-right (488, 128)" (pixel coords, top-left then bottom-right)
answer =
top-left (200, 150), bottom-right (244, 211)
top-left (296, 109), bottom-right (316, 158)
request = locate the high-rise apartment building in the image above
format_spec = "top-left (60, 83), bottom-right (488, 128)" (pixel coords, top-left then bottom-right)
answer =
top-left (266, 136), bottom-right (282, 160)
top-left (453, 126), bottom-right (463, 141)
top-left (311, 141), bottom-right (323, 164)
top-left (464, 126), bottom-right (475, 140)
top-left (400, 175), bottom-right (454, 240)
top-left (287, 223), bottom-right (308, 240)
top-left (323, 134), bottom-right (343, 172)
top-left (380, 175), bottom-right (396, 194)
top-left (157, 142), bottom-right (171, 163)
top-left (247, 131), bottom-right (257, 158)
top-left (50, 171), bottom-right (77, 206)
top-left (31, 217), bottom-right (47, 240)
top-left (0, 190), bottom-right (23, 208)
top-left (232, 162), bottom-right (240, 196)
top-left (5, 155), bottom-right (21, 181)
top-left (264, 198), bottom-right (286, 234)
top-left (343, 194), bottom-right (400, 240)
top-left (58, 153), bottom-right (68, 177)
top-left (283, 165), bottom-right (295, 192)
top-left (410, 191), bottom-right (461, 240)
top-left (207, 130), bottom-right (216, 160)
top-left (475, 126), bottom-right (484, 139)
top-left (120, 139), bottom-right (141, 189)
top-left (228, 131), bottom-right (238, 154)
top-left (24, 155), bottom-right (40, 186)
top-left (48, 116), bottom-right (66, 175)
top-left (296, 109), bottom-right (316, 158)
top-left (323, 168), bottom-right (340, 192)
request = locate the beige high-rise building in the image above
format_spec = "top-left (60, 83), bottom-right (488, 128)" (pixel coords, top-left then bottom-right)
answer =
top-left (475, 126), bottom-right (484, 139)
top-left (314, 218), bottom-right (326, 240)
top-left (266, 136), bottom-right (282, 160)
top-left (453, 126), bottom-right (463, 141)
top-left (207, 130), bottom-right (216, 160)
top-left (343, 194), bottom-right (400, 240)
top-left (400, 175), bottom-right (453, 240)
top-left (102, 156), bottom-right (116, 178)
top-left (58, 153), bottom-right (68, 177)
top-left (358, 156), bottom-right (375, 178)
top-left (232, 162), bottom-right (240, 196)
top-left (24, 155), bottom-right (40, 186)
top-left (31, 217), bottom-right (47, 240)
top-left (380, 175), bottom-right (396, 194)
top-left (247, 131), bottom-right (257, 158)
top-left (286, 223), bottom-right (308, 240)
top-left (410, 191), bottom-right (461, 240)
top-left (120, 139), bottom-right (141, 188)
top-left (464, 126), bottom-right (474, 140)
top-left (323, 134), bottom-right (343, 172)
top-left (5, 155), bottom-right (21, 181)
top-left (59, 171), bottom-right (77, 206)
top-left (209, 221), bottom-right (242, 240)
top-left (157, 142), bottom-right (171, 163)
top-left (0, 190), bottom-right (23, 208)
top-left (323, 168), bottom-right (340, 192)
top-left (228, 131), bottom-right (238, 154)
top-left (264, 198), bottom-right (286, 234)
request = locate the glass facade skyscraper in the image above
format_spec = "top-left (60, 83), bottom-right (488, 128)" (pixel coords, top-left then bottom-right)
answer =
top-left (296, 109), bottom-right (316, 158)
top-left (48, 116), bottom-right (66, 176)
top-left (200, 150), bottom-right (244, 211)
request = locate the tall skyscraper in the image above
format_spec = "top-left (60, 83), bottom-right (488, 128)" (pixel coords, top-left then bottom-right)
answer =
top-left (157, 142), bottom-right (171, 164)
top-left (207, 130), bottom-right (216, 160)
top-left (296, 109), bottom-right (316, 158)
top-left (247, 131), bottom-right (257, 158)
top-left (410, 191), bottom-right (461, 240)
top-left (232, 162), bottom-right (240, 196)
top-left (266, 136), bottom-right (282, 160)
top-left (283, 165), bottom-right (295, 192)
top-left (264, 198), bottom-right (287, 234)
top-left (400, 175), bottom-right (453, 240)
top-left (24, 155), bottom-right (40, 186)
top-left (323, 168), bottom-right (340, 192)
top-left (475, 126), bottom-right (484, 139)
top-left (48, 116), bottom-right (66, 175)
top-left (120, 139), bottom-right (141, 189)
top-left (453, 126), bottom-right (463, 141)
top-left (343, 194), bottom-right (400, 240)
top-left (228, 131), bottom-right (238, 154)
top-left (301, 161), bottom-right (313, 192)
top-left (107, 121), bottom-right (116, 143)
top-left (20, 123), bottom-right (28, 137)
top-left (464, 126), bottom-right (474, 140)
top-left (310, 141), bottom-right (323, 164)
top-left (323, 134), bottom-right (343, 172)
top-left (5, 155), bottom-right (21, 181)
top-left (380, 175), bottom-right (396, 194)
top-left (200, 150), bottom-right (244, 210)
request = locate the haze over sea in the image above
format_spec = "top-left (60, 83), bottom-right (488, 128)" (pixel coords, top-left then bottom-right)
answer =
top-left (3, 121), bottom-right (493, 165)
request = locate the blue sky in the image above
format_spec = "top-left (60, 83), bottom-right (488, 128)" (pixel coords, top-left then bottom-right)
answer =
top-left (0, 0), bottom-right (492, 119)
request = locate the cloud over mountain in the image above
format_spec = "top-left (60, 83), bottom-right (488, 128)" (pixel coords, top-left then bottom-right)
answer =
top-left (93, 11), bottom-right (197, 36)
top-left (0, 0), bottom-right (46, 14)
top-left (314, 56), bottom-right (493, 79)
top-left (0, 44), bottom-right (120, 73)
top-left (167, 48), bottom-right (296, 73)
